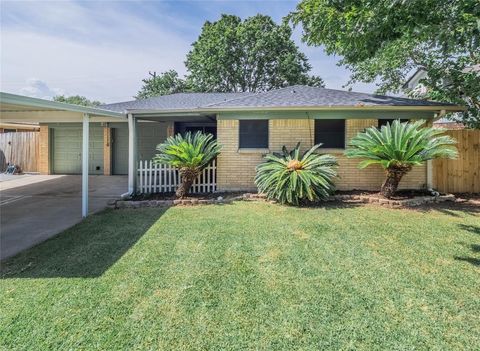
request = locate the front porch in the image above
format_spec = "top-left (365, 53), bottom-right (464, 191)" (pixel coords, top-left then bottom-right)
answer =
top-left (128, 113), bottom-right (218, 195)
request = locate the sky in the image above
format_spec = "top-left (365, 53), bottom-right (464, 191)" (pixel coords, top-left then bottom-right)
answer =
top-left (1, 0), bottom-right (377, 103)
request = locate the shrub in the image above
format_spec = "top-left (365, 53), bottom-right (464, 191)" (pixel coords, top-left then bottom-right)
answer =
top-left (255, 143), bottom-right (338, 205)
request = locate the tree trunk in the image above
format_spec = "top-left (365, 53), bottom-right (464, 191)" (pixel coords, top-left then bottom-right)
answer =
top-left (380, 165), bottom-right (412, 198)
top-left (175, 167), bottom-right (198, 198)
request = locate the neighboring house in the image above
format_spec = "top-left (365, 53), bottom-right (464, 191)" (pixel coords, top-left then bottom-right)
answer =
top-left (403, 66), bottom-right (480, 130)
top-left (403, 68), bottom-right (428, 92)
top-left (403, 69), bottom-right (462, 129)
top-left (24, 85), bottom-right (461, 192)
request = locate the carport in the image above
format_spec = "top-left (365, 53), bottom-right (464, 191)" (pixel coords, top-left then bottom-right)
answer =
top-left (0, 92), bottom-right (126, 217)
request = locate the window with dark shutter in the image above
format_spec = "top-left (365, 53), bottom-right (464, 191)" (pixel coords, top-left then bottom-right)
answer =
top-left (314, 119), bottom-right (345, 148)
top-left (239, 120), bottom-right (268, 148)
top-left (378, 119), bottom-right (410, 128)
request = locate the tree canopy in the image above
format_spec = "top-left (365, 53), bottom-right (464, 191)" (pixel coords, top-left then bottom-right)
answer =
top-left (185, 14), bottom-right (324, 93)
top-left (53, 95), bottom-right (102, 107)
top-left (136, 14), bottom-right (324, 98)
top-left (290, 0), bottom-right (480, 127)
top-left (136, 70), bottom-right (188, 99)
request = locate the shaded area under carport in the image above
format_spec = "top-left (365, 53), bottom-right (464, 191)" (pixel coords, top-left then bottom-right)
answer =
top-left (0, 175), bottom-right (126, 260)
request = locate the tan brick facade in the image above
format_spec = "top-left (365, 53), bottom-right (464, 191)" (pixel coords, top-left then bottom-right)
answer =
top-left (39, 125), bottom-right (50, 174)
top-left (217, 118), bottom-right (426, 192)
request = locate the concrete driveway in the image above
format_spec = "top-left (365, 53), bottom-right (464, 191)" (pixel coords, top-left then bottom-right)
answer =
top-left (0, 175), bottom-right (127, 260)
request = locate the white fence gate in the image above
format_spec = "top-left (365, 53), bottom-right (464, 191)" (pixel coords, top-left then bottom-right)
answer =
top-left (137, 160), bottom-right (217, 194)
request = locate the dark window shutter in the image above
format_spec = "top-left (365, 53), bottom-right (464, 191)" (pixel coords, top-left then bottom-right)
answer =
top-left (314, 119), bottom-right (345, 148)
top-left (239, 120), bottom-right (268, 148)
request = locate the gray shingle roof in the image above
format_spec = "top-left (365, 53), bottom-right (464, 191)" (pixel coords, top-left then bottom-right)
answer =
top-left (100, 92), bottom-right (253, 112)
top-left (100, 85), bottom-right (456, 113)
top-left (205, 85), bottom-right (455, 108)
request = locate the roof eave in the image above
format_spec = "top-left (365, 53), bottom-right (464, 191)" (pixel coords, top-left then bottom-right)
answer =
top-left (0, 92), bottom-right (126, 118)
top-left (127, 104), bottom-right (465, 115)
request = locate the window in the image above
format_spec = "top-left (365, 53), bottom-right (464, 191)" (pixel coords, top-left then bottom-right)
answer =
top-left (314, 119), bottom-right (345, 149)
top-left (174, 122), bottom-right (217, 138)
top-left (378, 119), bottom-right (409, 128)
top-left (239, 120), bottom-right (268, 149)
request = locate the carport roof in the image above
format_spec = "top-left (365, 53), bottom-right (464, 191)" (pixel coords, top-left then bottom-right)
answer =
top-left (0, 92), bottom-right (125, 118)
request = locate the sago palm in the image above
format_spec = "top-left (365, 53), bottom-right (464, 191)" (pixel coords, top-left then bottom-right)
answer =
top-left (154, 131), bottom-right (221, 198)
top-left (345, 120), bottom-right (458, 198)
top-left (255, 143), bottom-right (338, 205)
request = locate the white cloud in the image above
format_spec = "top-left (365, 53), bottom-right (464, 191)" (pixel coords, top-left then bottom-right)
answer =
top-left (1, 0), bottom-right (379, 103)
top-left (19, 79), bottom-right (65, 99)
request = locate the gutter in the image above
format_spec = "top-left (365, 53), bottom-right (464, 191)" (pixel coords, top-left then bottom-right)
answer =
top-left (126, 104), bottom-right (466, 115)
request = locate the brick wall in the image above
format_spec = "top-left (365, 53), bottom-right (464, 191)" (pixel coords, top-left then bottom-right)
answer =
top-left (217, 118), bottom-right (426, 191)
top-left (39, 125), bottom-right (50, 174)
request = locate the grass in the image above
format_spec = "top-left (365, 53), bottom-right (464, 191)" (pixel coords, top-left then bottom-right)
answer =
top-left (1, 201), bottom-right (479, 350)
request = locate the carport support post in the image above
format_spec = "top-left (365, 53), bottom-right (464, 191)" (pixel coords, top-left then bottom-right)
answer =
top-left (82, 113), bottom-right (90, 218)
top-left (128, 113), bottom-right (137, 194)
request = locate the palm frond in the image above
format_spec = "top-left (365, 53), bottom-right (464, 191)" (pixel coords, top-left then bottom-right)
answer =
top-left (153, 131), bottom-right (221, 170)
top-left (345, 120), bottom-right (458, 170)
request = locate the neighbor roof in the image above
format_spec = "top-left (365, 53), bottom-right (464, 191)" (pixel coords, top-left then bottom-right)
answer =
top-left (100, 85), bottom-right (461, 113)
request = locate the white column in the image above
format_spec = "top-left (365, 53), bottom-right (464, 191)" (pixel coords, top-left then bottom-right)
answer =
top-left (128, 113), bottom-right (137, 194)
top-left (82, 113), bottom-right (89, 217)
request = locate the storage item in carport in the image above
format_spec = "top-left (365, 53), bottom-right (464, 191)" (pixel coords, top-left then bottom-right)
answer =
top-left (5, 163), bottom-right (21, 174)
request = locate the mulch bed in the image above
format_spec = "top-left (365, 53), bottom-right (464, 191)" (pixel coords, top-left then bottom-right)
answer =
top-left (114, 190), bottom-right (472, 209)
top-left (131, 192), bottom-right (244, 201)
top-left (333, 189), bottom-right (434, 200)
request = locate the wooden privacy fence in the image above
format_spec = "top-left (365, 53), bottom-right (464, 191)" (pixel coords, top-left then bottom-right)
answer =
top-left (137, 159), bottom-right (217, 194)
top-left (433, 129), bottom-right (480, 193)
top-left (0, 132), bottom-right (39, 172)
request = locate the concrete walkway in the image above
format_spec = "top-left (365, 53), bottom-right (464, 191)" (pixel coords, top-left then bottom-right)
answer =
top-left (0, 175), bottom-right (127, 260)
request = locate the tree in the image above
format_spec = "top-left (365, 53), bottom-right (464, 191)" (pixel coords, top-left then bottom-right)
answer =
top-left (290, 0), bottom-right (480, 127)
top-left (53, 95), bottom-right (102, 106)
top-left (185, 14), bottom-right (324, 93)
top-left (345, 120), bottom-right (458, 198)
top-left (136, 70), bottom-right (188, 99)
top-left (153, 131), bottom-right (221, 198)
top-left (255, 143), bottom-right (337, 205)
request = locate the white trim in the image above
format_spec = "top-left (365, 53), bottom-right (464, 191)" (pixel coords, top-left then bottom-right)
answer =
top-left (82, 113), bottom-right (89, 218)
top-left (128, 114), bottom-right (137, 194)
top-left (237, 148), bottom-right (269, 154)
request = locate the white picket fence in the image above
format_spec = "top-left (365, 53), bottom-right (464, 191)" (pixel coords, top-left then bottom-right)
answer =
top-left (137, 159), bottom-right (217, 194)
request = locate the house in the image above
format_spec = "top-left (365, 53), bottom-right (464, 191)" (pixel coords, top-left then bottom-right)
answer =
top-left (403, 66), bottom-right (480, 130)
top-left (1, 85), bottom-right (464, 200)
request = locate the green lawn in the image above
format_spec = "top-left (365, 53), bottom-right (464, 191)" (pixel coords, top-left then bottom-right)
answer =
top-left (1, 201), bottom-right (479, 350)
